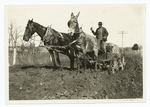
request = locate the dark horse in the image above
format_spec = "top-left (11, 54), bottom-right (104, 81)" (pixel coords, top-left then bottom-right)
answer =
top-left (23, 19), bottom-right (75, 70)
top-left (67, 12), bottom-right (99, 73)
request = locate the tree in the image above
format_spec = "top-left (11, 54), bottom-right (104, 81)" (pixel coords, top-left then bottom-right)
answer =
top-left (8, 20), bottom-right (22, 65)
top-left (132, 43), bottom-right (139, 50)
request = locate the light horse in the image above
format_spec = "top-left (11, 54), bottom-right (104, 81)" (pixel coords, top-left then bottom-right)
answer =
top-left (67, 12), bottom-right (99, 73)
top-left (23, 19), bottom-right (75, 70)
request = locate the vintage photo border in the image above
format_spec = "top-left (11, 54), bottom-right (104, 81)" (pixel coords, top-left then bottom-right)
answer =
top-left (3, 0), bottom-right (148, 105)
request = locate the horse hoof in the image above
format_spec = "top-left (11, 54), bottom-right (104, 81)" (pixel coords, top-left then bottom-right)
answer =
top-left (108, 72), bottom-right (111, 75)
top-left (53, 65), bottom-right (57, 69)
top-left (70, 67), bottom-right (75, 70)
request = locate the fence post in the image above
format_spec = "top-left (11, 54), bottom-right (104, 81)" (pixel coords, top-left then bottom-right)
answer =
top-left (13, 48), bottom-right (17, 65)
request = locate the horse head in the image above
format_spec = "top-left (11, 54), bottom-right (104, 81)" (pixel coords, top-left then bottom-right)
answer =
top-left (67, 12), bottom-right (80, 36)
top-left (23, 19), bottom-right (35, 41)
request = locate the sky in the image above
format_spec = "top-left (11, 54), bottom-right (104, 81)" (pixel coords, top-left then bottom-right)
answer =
top-left (5, 4), bottom-right (146, 47)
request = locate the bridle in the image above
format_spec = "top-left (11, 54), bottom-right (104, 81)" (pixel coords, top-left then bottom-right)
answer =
top-left (26, 23), bottom-right (34, 37)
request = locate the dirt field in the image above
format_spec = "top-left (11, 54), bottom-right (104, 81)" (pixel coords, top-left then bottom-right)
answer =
top-left (9, 51), bottom-right (143, 100)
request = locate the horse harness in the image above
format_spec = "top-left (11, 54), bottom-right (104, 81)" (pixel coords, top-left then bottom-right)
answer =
top-left (43, 27), bottom-right (84, 52)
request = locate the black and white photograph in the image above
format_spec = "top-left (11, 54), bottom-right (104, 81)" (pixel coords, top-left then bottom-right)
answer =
top-left (5, 4), bottom-right (146, 104)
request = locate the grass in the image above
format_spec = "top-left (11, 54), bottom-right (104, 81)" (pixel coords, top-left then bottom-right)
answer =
top-left (9, 47), bottom-right (71, 67)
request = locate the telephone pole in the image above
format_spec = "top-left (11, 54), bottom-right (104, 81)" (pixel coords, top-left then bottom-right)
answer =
top-left (118, 31), bottom-right (127, 55)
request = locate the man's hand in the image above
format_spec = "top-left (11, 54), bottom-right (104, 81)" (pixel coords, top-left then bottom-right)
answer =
top-left (103, 36), bottom-right (107, 39)
top-left (90, 27), bottom-right (93, 31)
top-left (103, 36), bottom-right (107, 41)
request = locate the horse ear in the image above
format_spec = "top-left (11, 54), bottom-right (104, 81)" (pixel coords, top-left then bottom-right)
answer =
top-left (71, 12), bottom-right (74, 18)
top-left (50, 24), bottom-right (52, 28)
top-left (31, 19), bottom-right (33, 22)
top-left (76, 12), bottom-right (80, 18)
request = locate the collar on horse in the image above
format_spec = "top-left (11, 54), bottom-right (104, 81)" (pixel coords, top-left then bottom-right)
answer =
top-left (43, 30), bottom-right (84, 51)
top-left (74, 31), bottom-right (84, 34)
top-left (43, 26), bottom-right (64, 42)
top-left (43, 27), bottom-right (51, 41)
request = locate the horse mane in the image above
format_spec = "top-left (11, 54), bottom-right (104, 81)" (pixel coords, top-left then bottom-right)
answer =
top-left (51, 28), bottom-right (72, 41)
top-left (33, 22), bottom-right (47, 29)
top-left (50, 28), bottom-right (60, 36)
top-left (33, 21), bottom-right (71, 46)
top-left (33, 22), bottom-right (60, 35)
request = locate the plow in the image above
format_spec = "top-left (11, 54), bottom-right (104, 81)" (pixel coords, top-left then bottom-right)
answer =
top-left (78, 50), bottom-right (126, 74)
top-left (43, 39), bottom-right (126, 74)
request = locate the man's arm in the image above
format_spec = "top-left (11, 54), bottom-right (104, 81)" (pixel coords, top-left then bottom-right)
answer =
top-left (90, 27), bottom-right (97, 36)
top-left (103, 28), bottom-right (109, 36)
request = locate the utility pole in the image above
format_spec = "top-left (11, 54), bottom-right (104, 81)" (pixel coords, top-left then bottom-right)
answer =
top-left (118, 31), bottom-right (127, 64)
top-left (118, 31), bottom-right (127, 55)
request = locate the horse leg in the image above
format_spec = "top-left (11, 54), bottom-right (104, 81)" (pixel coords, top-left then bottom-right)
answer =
top-left (94, 56), bottom-right (98, 79)
top-left (84, 53), bottom-right (86, 74)
top-left (94, 50), bottom-right (98, 72)
top-left (76, 54), bottom-right (79, 71)
top-left (94, 50), bottom-right (99, 79)
top-left (76, 54), bottom-right (81, 75)
top-left (94, 56), bottom-right (98, 71)
top-left (68, 54), bottom-right (74, 70)
top-left (48, 50), bottom-right (57, 68)
top-left (55, 52), bottom-right (62, 71)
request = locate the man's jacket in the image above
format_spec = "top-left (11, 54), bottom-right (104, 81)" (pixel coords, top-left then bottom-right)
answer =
top-left (92, 27), bottom-right (109, 41)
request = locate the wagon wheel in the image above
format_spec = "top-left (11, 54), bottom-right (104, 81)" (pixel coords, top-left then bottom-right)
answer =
top-left (106, 60), bottom-right (113, 75)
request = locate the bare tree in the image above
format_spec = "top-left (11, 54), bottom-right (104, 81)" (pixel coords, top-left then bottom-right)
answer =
top-left (8, 20), bottom-right (22, 47)
top-left (8, 20), bottom-right (22, 65)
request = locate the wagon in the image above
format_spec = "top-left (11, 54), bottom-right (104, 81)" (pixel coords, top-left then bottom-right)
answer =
top-left (79, 46), bottom-right (126, 74)
top-left (99, 52), bottom-right (126, 74)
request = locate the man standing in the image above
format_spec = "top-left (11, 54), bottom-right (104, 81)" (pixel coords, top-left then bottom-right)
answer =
top-left (90, 22), bottom-right (109, 52)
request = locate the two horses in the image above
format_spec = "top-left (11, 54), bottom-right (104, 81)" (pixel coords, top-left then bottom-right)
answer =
top-left (23, 12), bottom-right (99, 72)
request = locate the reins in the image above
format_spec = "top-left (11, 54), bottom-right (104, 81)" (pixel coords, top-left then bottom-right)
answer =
top-left (44, 34), bottom-right (82, 50)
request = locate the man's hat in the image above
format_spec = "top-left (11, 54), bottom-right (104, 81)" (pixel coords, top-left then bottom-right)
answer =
top-left (98, 22), bottom-right (103, 25)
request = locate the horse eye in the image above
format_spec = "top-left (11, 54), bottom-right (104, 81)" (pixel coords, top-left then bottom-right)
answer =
top-left (73, 20), bottom-right (77, 23)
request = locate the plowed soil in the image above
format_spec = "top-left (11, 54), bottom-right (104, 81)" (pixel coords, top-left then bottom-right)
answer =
top-left (9, 53), bottom-right (143, 100)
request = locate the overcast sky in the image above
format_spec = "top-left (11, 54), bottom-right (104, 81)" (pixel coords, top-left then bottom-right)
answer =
top-left (5, 4), bottom-right (145, 47)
